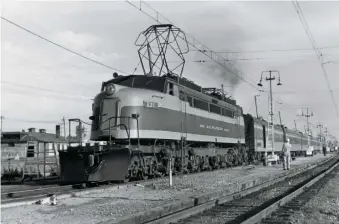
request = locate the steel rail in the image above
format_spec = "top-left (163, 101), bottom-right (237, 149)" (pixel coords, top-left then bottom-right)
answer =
top-left (2, 155), bottom-right (336, 210)
top-left (241, 159), bottom-right (339, 224)
top-left (143, 155), bottom-right (339, 224)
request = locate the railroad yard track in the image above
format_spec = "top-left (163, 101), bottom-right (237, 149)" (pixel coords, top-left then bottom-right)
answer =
top-left (1, 154), bottom-right (337, 217)
top-left (144, 155), bottom-right (339, 224)
top-left (1, 185), bottom-right (72, 204)
top-left (1, 162), bottom-right (258, 206)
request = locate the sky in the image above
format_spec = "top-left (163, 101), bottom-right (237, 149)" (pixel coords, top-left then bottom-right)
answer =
top-left (1, 0), bottom-right (339, 140)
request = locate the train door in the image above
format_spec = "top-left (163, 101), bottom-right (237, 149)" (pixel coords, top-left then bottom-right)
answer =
top-left (262, 125), bottom-right (266, 148)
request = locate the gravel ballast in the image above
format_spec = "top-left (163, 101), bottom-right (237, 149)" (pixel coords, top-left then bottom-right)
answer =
top-left (1, 154), bottom-right (333, 224)
top-left (289, 161), bottom-right (339, 224)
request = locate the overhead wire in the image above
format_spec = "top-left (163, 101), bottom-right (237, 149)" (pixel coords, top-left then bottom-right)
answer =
top-left (1, 16), bottom-right (128, 75)
top-left (125, 0), bottom-right (259, 90)
top-left (272, 88), bottom-right (339, 95)
top-left (292, 1), bottom-right (339, 121)
top-left (198, 45), bottom-right (339, 54)
top-left (247, 100), bottom-right (256, 114)
top-left (2, 87), bottom-right (92, 102)
top-left (254, 91), bottom-right (319, 134)
top-left (1, 81), bottom-right (93, 100)
top-left (193, 53), bottom-right (339, 62)
top-left (3, 3), bottom-right (336, 138)
top-left (5, 118), bottom-right (60, 124)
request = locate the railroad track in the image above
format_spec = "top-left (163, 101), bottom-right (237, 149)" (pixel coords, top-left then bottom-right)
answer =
top-left (1, 155), bottom-right (335, 209)
top-left (149, 156), bottom-right (339, 224)
top-left (1, 185), bottom-right (72, 204)
top-left (259, 165), bottom-right (339, 224)
top-left (0, 167), bottom-right (239, 206)
top-left (0, 159), bottom-right (261, 206)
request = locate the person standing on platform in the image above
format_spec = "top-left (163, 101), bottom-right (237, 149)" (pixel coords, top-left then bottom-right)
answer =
top-left (282, 139), bottom-right (292, 170)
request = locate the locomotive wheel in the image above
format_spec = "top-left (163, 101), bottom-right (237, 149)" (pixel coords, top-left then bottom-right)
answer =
top-left (227, 151), bottom-right (235, 167)
top-left (139, 170), bottom-right (148, 180)
top-left (72, 183), bottom-right (86, 189)
top-left (187, 161), bottom-right (193, 173)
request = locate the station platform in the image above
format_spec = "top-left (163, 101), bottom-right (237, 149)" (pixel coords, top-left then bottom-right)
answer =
top-left (1, 153), bottom-right (336, 224)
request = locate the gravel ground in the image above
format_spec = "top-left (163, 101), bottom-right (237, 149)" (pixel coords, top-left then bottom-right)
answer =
top-left (289, 163), bottom-right (339, 224)
top-left (1, 154), bottom-right (333, 224)
top-left (176, 158), bottom-right (334, 224)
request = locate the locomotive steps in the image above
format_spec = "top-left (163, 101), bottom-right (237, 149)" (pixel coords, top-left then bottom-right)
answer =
top-left (101, 154), bottom-right (339, 224)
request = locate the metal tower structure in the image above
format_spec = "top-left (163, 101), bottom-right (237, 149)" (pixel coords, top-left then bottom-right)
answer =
top-left (135, 24), bottom-right (189, 77)
top-left (324, 127), bottom-right (328, 147)
top-left (316, 122), bottom-right (323, 146)
top-left (257, 70), bottom-right (282, 161)
top-left (301, 107), bottom-right (313, 147)
top-left (254, 94), bottom-right (260, 119)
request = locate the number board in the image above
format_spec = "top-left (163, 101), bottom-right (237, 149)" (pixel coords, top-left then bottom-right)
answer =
top-left (143, 101), bottom-right (159, 108)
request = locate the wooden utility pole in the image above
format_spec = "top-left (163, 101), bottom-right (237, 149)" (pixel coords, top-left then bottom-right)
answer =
top-left (62, 117), bottom-right (66, 140)
top-left (278, 111), bottom-right (287, 142)
top-left (254, 95), bottom-right (259, 118)
top-left (0, 116), bottom-right (5, 133)
top-left (317, 123), bottom-right (323, 145)
top-left (301, 108), bottom-right (313, 147)
top-left (324, 127), bottom-right (328, 146)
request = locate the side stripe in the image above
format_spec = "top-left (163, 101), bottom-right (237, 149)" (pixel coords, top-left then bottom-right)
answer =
top-left (101, 129), bottom-right (245, 144)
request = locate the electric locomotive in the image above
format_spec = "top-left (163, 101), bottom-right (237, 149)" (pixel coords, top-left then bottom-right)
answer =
top-left (58, 24), bottom-right (322, 185)
top-left (59, 73), bottom-right (250, 184)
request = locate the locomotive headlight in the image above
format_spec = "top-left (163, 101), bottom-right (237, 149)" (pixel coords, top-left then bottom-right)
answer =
top-left (105, 84), bottom-right (115, 95)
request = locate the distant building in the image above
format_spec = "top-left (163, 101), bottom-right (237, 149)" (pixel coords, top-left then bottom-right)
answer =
top-left (1, 127), bottom-right (68, 176)
top-left (1, 127), bottom-right (67, 159)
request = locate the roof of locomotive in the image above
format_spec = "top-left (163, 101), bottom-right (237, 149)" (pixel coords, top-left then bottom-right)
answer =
top-left (104, 74), bottom-right (167, 93)
top-left (103, 74), bottom-right (238, 106)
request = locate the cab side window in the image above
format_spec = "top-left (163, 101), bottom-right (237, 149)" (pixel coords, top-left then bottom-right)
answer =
top-left (167, 82), bottom-right (179, 96)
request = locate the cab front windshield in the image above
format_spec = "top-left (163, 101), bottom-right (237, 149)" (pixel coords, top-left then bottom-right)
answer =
top-left (101, 75), bottom-right (166, 93)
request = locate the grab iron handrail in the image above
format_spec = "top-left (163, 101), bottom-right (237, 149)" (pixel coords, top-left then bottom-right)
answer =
top-left (101, 115), bottom-right (140, 147)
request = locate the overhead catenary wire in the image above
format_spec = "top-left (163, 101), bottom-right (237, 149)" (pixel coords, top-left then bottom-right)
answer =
top-left (1, 81), bottom-right (93, 100)
top-left (5, 118), bottom-right (60, 124)
top-left (272, 88), bottom-right (339, 94)
top-left (254, 92), bottom-right (320, 134)
top-left (198, 45), bottom-right (339, 54)
top-left (292, 1), bottom-right (339, 121)
top-left (1, 16), bottom-right (128, 75)
top-left (125, 0), bottom-right (260, 90)
top-left (277, 101), bottom-right (328, 135)
top-left (2, 3), bottom-right (336, 137)
top-left (194, 52), bottom-right (339, 62)
top-left (247, 100), bottom-right (256, 114)
top-left (2, 87), bottom-right (92, 102)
